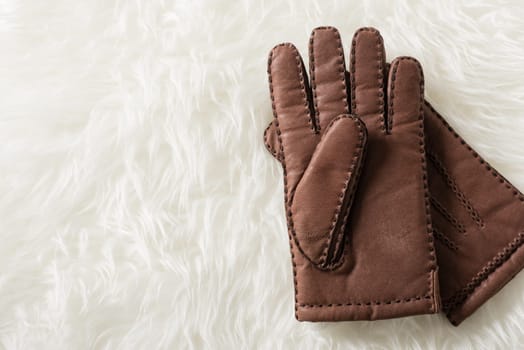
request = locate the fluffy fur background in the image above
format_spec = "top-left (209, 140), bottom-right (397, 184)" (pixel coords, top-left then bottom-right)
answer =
top-left (1, 0), bottom-right (524, 349)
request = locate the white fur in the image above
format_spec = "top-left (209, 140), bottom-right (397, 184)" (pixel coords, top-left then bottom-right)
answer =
top-left (1, 0), bottom-right (524, 348)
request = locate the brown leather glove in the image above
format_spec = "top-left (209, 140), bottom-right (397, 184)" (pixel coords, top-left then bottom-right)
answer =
top-left (265, 26), bottom-right (439, 322)
top-left (266, 27), bottom-right (524, 326)
top-left (423, 103), bottom-right (524, 325)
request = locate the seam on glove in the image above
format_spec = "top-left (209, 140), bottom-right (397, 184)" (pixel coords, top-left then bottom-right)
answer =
top-left (298, 295), bottom-right (432, 308)
top-left (263, 123), bottom-right (280, 160)
top-left (433, 226), bottom-right (459, 251)
top-left (309, 30), bottom-right (320, 130)
top-left (430, 195), bottom-right (466, 234)
top-left (443, 232), bottom-right (524, 314)
top-left (427, 150), bottom-right (484, 228)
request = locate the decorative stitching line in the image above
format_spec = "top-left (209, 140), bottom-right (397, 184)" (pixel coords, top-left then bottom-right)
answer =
top-left (263, 123), bottom-right (279, 159)
top-left (427, 150), bottom-right (485, 228)
top-left (309, 29), bottom-right (320, 131)
top-left (433, 225), bottom-right (459, 251)
top-left (384, 63), bottom-right (390, 132)
top-left (443, 232), bottom-right (524, 314)
top-left (429, 195), bottom-right (466, 234)
top-left (387, 60), bottom-right (398, 134)
top-left (298, 295), bottom-right (432, 308)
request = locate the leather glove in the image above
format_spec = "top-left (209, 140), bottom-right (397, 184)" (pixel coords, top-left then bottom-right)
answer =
top-left (266, 27), bottom-right (524, 326)
top-left (265, 26), bottom-right (439, 322)
top-left (423, 103), bottom-right (524, 325)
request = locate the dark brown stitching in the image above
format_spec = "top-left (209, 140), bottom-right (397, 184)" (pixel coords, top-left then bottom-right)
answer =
top-left (443, 232), bottom-right (524, 314)
top-left (350, 27), bottom-right (385, 132)
top-left (387, 60), bottom-right (402, 135)
top-left (263, 123), bottom-right (279, 159)
top-left (433, 225), bottom-right (459, 251)
top-left (299, 295), bottom-right (432, 308)
top-left (430, 195), bottom-right (466, 234)
top-left (383, 63), bottom-right (390, 132)
top-left (427, 150), bottom-right (485, 228)
top-left (309, 30), bottom-right (320, 130)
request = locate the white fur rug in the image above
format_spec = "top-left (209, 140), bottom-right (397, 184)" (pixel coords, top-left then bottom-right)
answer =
top-left (1, 0), bottom-right (524, 349)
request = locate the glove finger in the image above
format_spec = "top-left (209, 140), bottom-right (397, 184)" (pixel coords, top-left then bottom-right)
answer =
top-left (350, 27), bottom-right (387, 131)
top-left (308, 27), bottom-right (350, 132)
top-left (386, 57), bottom-right (424, 133)
top-left (268, 43), bottom-right (316, 185)
top-left (291, 114), bottom-right (367, 268)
